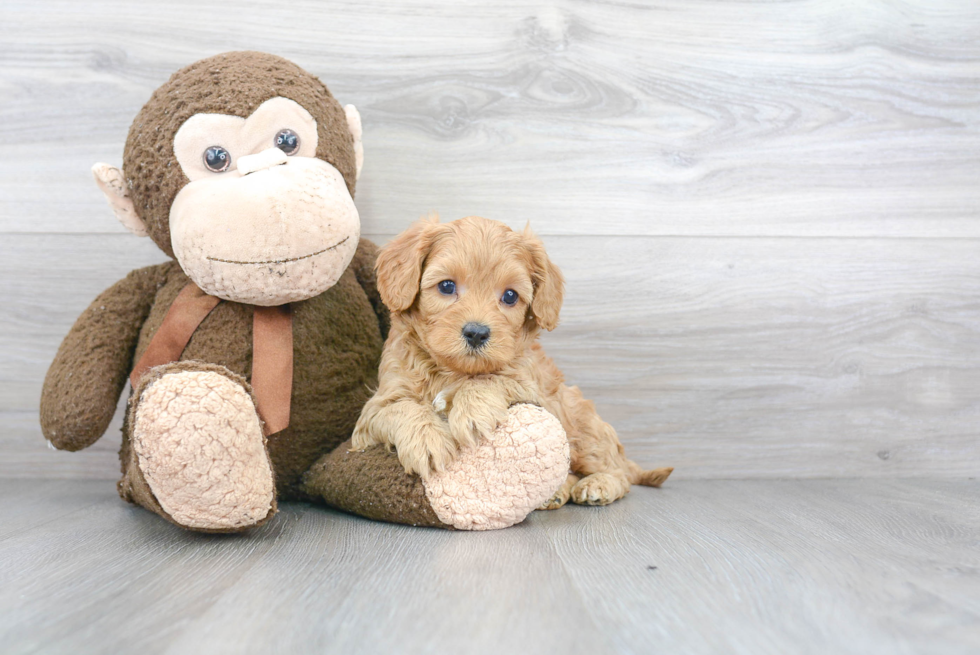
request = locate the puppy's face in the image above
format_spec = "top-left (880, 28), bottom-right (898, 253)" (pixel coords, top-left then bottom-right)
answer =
top-left (377, 216), bottom-right (564, 375)
top-left (417, 229), bottom-right (534, 374)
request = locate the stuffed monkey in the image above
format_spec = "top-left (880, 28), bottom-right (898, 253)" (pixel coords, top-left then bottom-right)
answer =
top-left (41, 51), bottom-right (386, 532)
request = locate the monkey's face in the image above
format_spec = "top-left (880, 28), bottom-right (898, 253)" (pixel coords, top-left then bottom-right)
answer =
top-left (93, 53), bottom-right (365, 305)
top-left (168, 97), bottom-right (359, 306)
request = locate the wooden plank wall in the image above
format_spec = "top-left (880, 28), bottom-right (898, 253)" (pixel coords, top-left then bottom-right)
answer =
top-left (2, 0), bottom-right (979, 479)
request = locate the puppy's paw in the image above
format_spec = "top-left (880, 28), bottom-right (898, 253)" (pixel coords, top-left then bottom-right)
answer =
top-left (570, 472), bottom-right (630, 506)
top-left (538, 487), bottom-right (570, 511)
top-left (448, 391), bottom-right (509, 449)
top-left (395, 421), bottom-right (457, 479)
top-left (537, 473), bottom-right (578, 511)
top-left (350, 422), bottom-right (372, 451)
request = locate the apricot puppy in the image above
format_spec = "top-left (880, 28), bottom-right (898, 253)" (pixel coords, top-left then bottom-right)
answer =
top-left (351, 215), bottom-right (672, 507)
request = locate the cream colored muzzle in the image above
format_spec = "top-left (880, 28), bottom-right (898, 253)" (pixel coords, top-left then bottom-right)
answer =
top-left (170, 156), bottom-right (360, 306)
top-left (237, 147), bottom-right (288, 176)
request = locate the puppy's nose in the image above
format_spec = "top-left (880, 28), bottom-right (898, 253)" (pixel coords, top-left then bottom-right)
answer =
top-left (462, 322), bottom-right (491, 350)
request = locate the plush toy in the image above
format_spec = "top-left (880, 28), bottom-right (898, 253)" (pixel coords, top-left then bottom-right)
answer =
top-left (304, 404), bottom-right (570, 530)
top-left (40, 51), bottom-right (568, 532)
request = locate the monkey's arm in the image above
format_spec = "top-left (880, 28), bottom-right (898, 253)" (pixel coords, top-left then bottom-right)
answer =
top-left (40, 263), bottom-right (171, 451)
top-left (350, 238), bottom-right (390, 341)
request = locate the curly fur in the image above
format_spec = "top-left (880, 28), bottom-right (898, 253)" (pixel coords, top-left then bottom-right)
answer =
top-left (352, 215), bottom-right (671, 507)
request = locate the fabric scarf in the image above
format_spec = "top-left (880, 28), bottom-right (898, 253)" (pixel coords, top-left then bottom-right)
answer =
top-left (129, 282), bottom-right (293, 436)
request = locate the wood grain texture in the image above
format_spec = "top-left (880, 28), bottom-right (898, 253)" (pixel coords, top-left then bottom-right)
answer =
top-left (1, 0), bottom-right (979, 237)
top-left (2, 0), bottom-right (980, 480)
top-left (4, 233), bottom-right (979, 479)
top-left (0, 478), bottom-right (976, 655)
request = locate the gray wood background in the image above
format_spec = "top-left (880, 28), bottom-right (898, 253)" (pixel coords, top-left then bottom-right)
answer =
top-left (3, 0), bottom-right (980, 480)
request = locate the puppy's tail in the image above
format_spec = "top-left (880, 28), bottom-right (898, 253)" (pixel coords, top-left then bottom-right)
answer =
top-left (629, 462), bottom-right (674, 488)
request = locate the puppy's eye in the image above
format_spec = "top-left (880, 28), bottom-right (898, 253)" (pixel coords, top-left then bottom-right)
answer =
top-left (501, 289), bottom-right (519, 306)
top-left (203, 146), bottom-right (231, 172)
top-left (438, 280), bottom-right (456, 295)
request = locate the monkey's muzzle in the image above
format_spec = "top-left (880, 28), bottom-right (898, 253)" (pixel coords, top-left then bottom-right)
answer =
top-left (169, 157), bottom-right (360, 306)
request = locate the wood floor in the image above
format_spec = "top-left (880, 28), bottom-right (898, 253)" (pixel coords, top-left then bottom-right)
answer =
top-left (1, 478), bottom-right (976, 655)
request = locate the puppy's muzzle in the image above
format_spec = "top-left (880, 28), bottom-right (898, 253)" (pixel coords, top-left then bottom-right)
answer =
top-left (462, 322), bottom-right (491, 350)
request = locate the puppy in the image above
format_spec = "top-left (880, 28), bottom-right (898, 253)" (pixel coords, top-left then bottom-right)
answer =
top-left (352, 215), bottom-right (672, 507)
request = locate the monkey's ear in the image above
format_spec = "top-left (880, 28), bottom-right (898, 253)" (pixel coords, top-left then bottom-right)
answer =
top-left (344, 105), bottom-right (364, 181)
top-left (376, 214), bottom-right (442, 312)
top-left (522, 225), bottom-right (565, 331)
top-left (92, 163), bottom-right (147, 237)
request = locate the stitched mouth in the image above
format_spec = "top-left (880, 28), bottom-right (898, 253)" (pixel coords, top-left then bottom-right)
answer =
top-left (207, 236), bottom-right (349, 265)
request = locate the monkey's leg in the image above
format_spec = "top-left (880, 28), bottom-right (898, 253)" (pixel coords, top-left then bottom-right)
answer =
top-left (118, 362), bottom-right (276, 532)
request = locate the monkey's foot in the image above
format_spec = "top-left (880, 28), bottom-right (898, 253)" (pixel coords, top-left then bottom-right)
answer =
top-left (424, 404), bottom-right (570, 529)
top-left (132, 367), bottom-right (275, 530)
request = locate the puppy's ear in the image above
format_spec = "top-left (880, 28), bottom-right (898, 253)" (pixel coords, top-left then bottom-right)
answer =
top-left (376, 214), bottom-right (443, 312)
top-left (522, 225), bottom-right (565, 331)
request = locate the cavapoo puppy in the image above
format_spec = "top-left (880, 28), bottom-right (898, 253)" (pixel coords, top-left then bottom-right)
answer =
top-left (352, 215), bottom-right (672, 507)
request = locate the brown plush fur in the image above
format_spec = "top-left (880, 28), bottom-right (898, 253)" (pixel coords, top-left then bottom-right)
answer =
top-left (123, 51), bottom-right (357, 258)
top-left (352, 216), bottom-right (672, 507)
top-left (301, 438), bottom-right (450, 529)
top-left (40, 265), bottom-right (168, 451)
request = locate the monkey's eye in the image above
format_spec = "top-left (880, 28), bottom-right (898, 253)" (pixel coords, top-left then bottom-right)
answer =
top-left (203, 146), bottom-right (231, 173)
top-left (501, 289), bottom-right (519, 306)
top-left (275, 129), bottom-right (300, 155)
top-left (438, 280), bottom-right (456, 295)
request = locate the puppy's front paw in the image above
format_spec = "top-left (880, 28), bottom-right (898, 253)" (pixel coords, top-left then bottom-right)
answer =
top-left (350, 422), bottom-right (373, 451)
top-left (538, 487), bottom-right (570, 511)
top-left (570, 472), bottom-right (630, 506)
top-left (448, 396), bottom-right (509, 450)
top-left (396, 422), bottom-right (457, 479)
top-left (537, 473), bottom-right (578, 510)
top-left (447, 381), bottom-right (515, 448)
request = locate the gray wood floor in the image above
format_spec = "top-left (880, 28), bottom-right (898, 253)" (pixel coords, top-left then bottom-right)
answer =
top-left (1, 478), bottom-right (976, 655)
